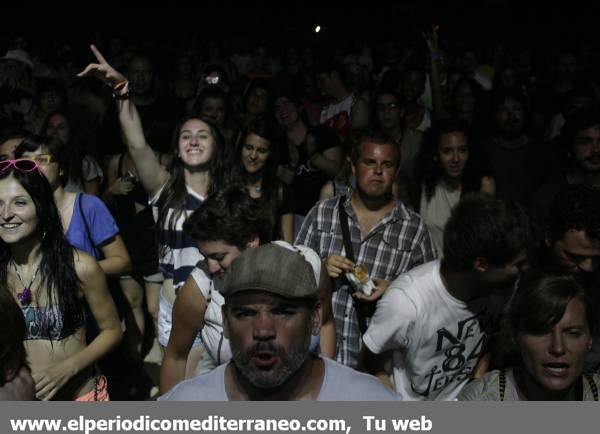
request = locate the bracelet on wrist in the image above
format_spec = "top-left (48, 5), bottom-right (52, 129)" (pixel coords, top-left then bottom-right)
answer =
top-left (112, 81), bottom-right (131, 100)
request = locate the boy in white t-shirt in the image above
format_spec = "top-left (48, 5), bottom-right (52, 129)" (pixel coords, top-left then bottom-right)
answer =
top-left (363, 194), bottom-right (535, 400)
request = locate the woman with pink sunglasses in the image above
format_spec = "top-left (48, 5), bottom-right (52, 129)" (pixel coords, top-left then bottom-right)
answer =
top-left (0, 160), bottom-right (121, 400)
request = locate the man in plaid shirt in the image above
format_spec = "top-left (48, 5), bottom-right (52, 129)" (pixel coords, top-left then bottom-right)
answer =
top-left (296, 133), bottom-right (436, 368)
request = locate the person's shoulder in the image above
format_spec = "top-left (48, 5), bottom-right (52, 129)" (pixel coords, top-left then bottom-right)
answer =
top-left (457, 370), bottom-right (502, 401)
top-left (389, 261), bottom-right (440, 292)
top-left (78, 193), bottom-right (110, 213)
top-left (320, 358), bottom-right (399, 401)
top-left (159, 365), bottom-right (227, 401)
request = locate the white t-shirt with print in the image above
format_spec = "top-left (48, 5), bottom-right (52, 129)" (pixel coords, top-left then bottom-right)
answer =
top-left (363, 260), bottom-right (506, 401)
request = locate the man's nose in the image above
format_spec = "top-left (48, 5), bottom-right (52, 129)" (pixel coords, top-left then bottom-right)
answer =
top-left (252, 312), bottom-right (276, 341)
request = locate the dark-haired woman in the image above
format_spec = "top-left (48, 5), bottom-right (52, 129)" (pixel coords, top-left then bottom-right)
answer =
top-left (413, 120), bottom-right (495, 255)
top-left (459, 270), bottom-right (599, 400)
top-left (0, 161), bottom-right (121, 400)
top-left (79, 45), bottom-right (227, 373)
top-left (228, 119), bottom-right (294, 242)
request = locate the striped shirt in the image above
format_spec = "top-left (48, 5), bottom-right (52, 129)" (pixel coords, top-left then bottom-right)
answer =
top-left (150, 183), bottom-right (205, 289)
top-left (295, 195), bottom-right (436, 368)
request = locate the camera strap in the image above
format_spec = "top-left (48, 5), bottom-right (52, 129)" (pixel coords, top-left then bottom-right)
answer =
top-left (337, 195), bottom-right (369, 334)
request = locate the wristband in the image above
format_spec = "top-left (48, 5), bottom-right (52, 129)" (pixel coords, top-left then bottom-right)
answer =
top-left (112, 81), bottom-right (131, 100)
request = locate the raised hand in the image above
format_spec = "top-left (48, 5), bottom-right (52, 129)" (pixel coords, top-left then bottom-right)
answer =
top-left (422, 25), bottom-right (440, 57)
top-left (77, 44), bottom-right (127, 88)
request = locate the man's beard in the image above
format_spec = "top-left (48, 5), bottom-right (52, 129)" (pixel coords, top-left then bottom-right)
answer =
top-left (231, 322), bottom-right (312, 389)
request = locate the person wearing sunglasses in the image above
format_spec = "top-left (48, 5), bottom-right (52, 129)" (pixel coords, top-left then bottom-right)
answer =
top-left (0, 160), bottom-right (121, 399)
top-left (78, 45), bottom-right (228, 377)
top-left (14, 136), bottom-right (131, 278)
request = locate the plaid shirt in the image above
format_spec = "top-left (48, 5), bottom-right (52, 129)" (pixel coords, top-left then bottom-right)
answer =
top-left (296, 195), bottom-right (436, 368)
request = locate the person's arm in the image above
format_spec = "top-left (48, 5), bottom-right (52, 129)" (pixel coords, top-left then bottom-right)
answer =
top-left (280, 213), bottom-right (294, 244)
top-left (101, 155), bottom-right (135, 204)
top-left (351, 97), bottom-right (370, 129)
top-left (317, 261), bottom-right (336, 358)
top-left (0, 367), bottom-right (35, 401)
top-left (304, 131), bottom-right (343, 179)
top-left (33, 252), bottom-right (122, 400)
top-left (160, 275), bottom-right (208, 393)
top-left (423, 26), bottom-right (449, 121)
top-left (98, 235), bottom-right (131, 276)
top-left (360, 348), bottom-right (395, 390)
top-left (77, 45), bottom-right (169, 197)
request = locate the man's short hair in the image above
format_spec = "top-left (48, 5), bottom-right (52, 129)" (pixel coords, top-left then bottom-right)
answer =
top-left (547, 184), bottom-right (600, 242)
top-left (443, 194), bottom-right (534, 271)
top-left (183, 186), bottom-right (273, 249)
top-left (350, 131), bottom-right (400, 166)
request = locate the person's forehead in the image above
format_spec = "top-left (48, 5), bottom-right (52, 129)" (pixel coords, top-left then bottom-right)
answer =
top-left (359, 142), bottom-right (396, 159)
top-left (560, 229), bottom-right (600, 253)
top-left (199, 239), bottom-right (237, 253)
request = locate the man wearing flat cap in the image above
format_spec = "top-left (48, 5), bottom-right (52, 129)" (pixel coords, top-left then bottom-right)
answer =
top-left (160, 243), bottom-right (398, 401)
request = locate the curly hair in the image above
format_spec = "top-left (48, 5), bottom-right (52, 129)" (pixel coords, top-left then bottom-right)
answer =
top-left (443, 194), bottom-right (535, 271)
top-left (183, 186), bottom-right (273, 249)
top-left (546, 184), bottom-right (600, 242)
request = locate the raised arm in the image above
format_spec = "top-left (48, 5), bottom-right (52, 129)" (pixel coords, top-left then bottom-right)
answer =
top-left (423, 26), bottom-right (449, 121)
top-left (78, 45), bottom-right (169, 196)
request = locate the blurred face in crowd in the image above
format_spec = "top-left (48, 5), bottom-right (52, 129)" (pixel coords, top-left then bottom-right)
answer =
top-left (242, 134), bottom-right (270, 175)
top-left (39, 90), bottom-right (64, 114)
top-left (435, 131), bottom-right (469, 179)
top-left (499, 66), bottom-right (518, 90)
top-left (198, 236), bottom-right (258, 277)
top-left (453, 82), bottom-right (476, 115)
top-left (45, 113), bottom-right (71, 145)
top-left (200, 97), bottom-right (226, 126)
top-left (20, 148), bottom-right (60, 190)
top-left (495, 96), bottom-right (526, 138)
top-left (274, 97), bottom-right (300, 128)
top-left (571, 125), bottom-right (600, 173)
top-left (246, 87), bottom-right (269, 116)
top-left (352, 141), bottom-right (398, 201)
top-left (0, 138), bottom-right (22, 161)
top-left (177, 119), bottom-right (216, 167)
top-left (517, 297), bottom-right (591, 396)
top-left (402, 70), bottom-right (425, 104)
top-left (375, 93), bottom-right (401, 133)
top-left (224, 291), bottom-right (319, 389)
top-left (128, 57), bottom-right (154, 96)
top-left (549, 229), bottom-right (600, 275)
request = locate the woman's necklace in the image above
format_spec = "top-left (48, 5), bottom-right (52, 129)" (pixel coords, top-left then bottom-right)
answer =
top-left (12, 261), bottom-right (40, 306)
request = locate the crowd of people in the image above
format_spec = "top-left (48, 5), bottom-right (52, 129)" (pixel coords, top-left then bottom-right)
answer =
top-left (0, 27), bottom-right (599, 401)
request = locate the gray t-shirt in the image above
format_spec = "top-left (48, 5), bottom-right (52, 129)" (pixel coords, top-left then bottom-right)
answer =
top-left (159, 357), bottom-right (399, 401)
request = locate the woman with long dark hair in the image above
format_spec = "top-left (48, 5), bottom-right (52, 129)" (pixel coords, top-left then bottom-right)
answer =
top-left (79, 45), bottom-right (227, 373)
top-left (0, 161), bottom-right (121, 400)
top-left (228, 119), bottom-right (294, 242)
top-left (413, 119), bottom-right (495, 255)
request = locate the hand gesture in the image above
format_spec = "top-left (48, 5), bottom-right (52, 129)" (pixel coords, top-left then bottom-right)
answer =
top-left (77, 45), bottom-right (127, 88)
top-left (109, 177), bottom-right (135, 196)
top-left (33, 358), bottom-right (78, 401)
top-left (326, 254), bottom-right (355, 279)
top-left (352, 277), bottom-right (390, 302)
top-left (422, 25), bottom-right (440, 58)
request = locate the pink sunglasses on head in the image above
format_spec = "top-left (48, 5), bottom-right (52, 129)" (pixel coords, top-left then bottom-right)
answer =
top-left (0, 159), bottom-right (43, 175)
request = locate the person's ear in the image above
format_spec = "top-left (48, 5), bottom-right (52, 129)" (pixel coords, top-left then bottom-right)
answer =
top-left (222, 305), bottom-right (231, 340)
top-left (246, 233), bottom-right (260, 249)
top-left (473, 257), bottom-right (489, 273)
